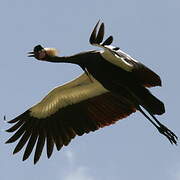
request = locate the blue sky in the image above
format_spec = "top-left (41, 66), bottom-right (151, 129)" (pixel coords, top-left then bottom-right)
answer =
top-left (0, 0), bottom-right (180, 180)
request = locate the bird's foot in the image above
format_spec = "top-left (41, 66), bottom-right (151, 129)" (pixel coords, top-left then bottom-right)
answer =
top-left (157, 123), bottom-right (178, 145)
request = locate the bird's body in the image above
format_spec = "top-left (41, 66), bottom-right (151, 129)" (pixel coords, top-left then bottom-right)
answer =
top-left (6, 21), bottom-right (177, 164)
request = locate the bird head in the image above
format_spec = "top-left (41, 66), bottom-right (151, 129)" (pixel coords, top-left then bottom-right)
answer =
top-left (28, 45), bottom-right (58, 60)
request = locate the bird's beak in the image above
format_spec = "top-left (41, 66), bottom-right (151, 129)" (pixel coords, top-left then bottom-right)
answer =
top-left (27, 52), bottom-right (35, 57)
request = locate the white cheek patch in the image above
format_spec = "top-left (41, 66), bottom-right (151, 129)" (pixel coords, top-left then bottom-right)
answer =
top-left (44, 48), bottom-right (58, 57)
top-left (100, 48), bottom-right (133, 72)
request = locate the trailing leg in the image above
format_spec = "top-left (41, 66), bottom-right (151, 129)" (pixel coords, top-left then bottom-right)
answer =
top-left (138, 106), bottom-right (178, 145)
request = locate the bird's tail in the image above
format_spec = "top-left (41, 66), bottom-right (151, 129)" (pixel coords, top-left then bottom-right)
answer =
top-left (135, 87), bottom-right (165, 115)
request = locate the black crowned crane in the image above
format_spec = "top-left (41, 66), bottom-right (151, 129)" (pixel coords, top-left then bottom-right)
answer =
top-left (6, 21), bottom-right (177, 164)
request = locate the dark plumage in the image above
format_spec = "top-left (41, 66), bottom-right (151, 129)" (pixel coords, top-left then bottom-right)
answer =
top-left (6, 21), bottom-right (177, 164)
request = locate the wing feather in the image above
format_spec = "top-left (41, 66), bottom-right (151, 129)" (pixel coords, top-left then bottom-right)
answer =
top-left (114, 47), bottom-right (162, 87)
top-left (34, 128), bottom-right (46, 164)
top-left (23, 131), bottom-right (38, 161)
top-left (100, 45), bottom-right (162, 87)
top-left (6, 73), bottom-right (136, 163)
top-left (131, 62), bottom-right (162, 87)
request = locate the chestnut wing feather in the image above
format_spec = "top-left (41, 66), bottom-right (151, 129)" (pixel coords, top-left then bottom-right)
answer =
top-left (131, 62), bottom-right (162, 87)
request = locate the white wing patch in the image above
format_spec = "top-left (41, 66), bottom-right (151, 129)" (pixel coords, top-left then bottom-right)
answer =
top-left (100, 45), bottom-right (135, 72)
top-left (29, 74), bottom-right (108, 119)
top-left (93, 44), bottom-right (139, 72)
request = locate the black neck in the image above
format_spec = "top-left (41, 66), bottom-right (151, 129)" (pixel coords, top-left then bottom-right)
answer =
top-left (44, 50), bottom-right (98, 65)
top-left (45, 55), bottom-right (79, 64)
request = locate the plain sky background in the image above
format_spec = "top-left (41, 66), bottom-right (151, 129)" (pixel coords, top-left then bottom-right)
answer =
top-left (0, 0), bottom-right (180, 180)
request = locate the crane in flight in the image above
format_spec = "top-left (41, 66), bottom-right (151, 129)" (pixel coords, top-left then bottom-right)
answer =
top-left (6, 21), bottom-right (177, 164)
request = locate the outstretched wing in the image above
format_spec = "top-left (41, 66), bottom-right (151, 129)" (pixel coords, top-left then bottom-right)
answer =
top-left (89, 21), bottom-right (162, 88)
top-left (6, 73), bottom-right (136, 164)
